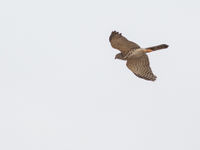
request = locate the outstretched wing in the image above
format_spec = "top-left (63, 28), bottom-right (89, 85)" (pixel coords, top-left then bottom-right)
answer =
top-left (109, 31), bottom-right (140, 55)
top-left (126, 54), bottom-right (157, 81)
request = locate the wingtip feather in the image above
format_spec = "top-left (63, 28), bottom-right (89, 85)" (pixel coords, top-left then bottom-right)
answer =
top-left (109, 30), bottom-right (121, 42)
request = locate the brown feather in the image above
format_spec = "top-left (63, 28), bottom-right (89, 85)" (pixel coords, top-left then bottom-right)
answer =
top-left (109, 31), bottom-right (140, 55)
top-left (126, 54), bottom-right (157, 81)
top-left (146, 44), bottom-right (169, 51)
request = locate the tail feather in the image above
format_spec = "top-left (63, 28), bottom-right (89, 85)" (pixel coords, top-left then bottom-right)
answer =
top-left (146, 44), bottom-right (169, 51)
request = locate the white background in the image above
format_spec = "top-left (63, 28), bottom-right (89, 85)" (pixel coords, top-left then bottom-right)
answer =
top-left (0, 0), bottom-right (200, 150)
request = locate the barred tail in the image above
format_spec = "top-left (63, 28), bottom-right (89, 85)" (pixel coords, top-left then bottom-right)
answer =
top-left (146, 44), bottom-right (169, 51)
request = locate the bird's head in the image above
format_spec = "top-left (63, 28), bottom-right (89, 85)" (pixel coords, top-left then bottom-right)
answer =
top-left (115, 53), bottom-right (126, 60)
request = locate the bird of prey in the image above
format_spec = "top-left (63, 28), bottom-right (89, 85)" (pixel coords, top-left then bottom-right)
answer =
top-left (109, 31), bottom-right (169, 81)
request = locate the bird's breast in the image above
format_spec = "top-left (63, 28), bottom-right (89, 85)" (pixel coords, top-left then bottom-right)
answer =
top-left (126, 49), bottom-right (144, 59)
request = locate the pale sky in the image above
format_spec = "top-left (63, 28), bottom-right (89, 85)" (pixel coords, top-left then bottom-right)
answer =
top-left (0, 0), bottom-right (200, 150)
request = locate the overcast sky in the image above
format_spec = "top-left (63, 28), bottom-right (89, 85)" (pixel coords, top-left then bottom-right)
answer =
top-left (0, 0), bottom-right (200, 150)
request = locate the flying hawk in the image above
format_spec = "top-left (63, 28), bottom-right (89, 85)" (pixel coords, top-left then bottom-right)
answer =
top-left (109, 31), bottom-right (169, 81)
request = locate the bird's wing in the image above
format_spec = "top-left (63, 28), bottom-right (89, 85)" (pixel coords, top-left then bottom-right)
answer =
top-left (109, 31), bottom-right (140, 55)
top-left (126, 54), bottom-right (157, 81)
